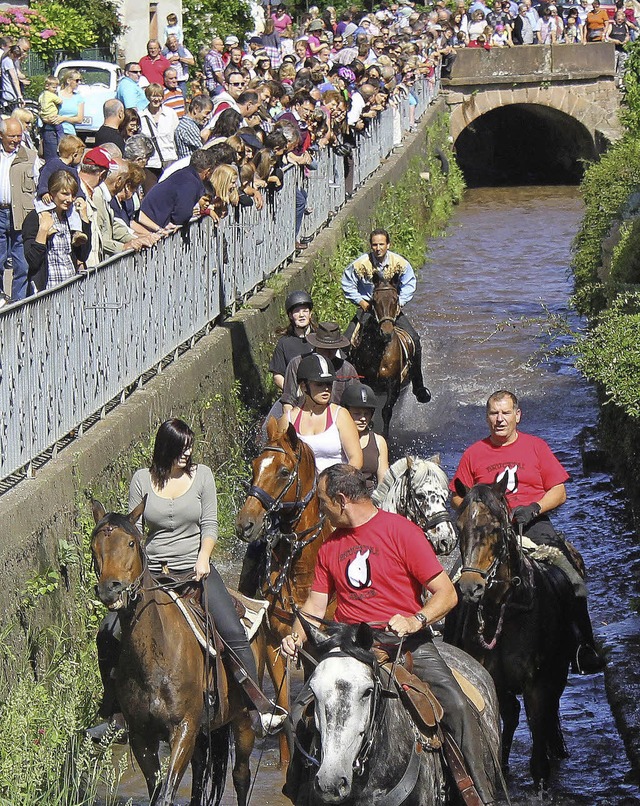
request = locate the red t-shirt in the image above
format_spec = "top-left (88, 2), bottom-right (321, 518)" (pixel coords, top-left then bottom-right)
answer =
top-left (140, 54), bottom-right (172, 86)
top-left (450, 431), bottom-right (569, 510)
top-left (313, 509), bottom-right (443, 625)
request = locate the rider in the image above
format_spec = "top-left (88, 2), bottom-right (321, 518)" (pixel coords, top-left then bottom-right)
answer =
top-left (450, 389), bottom-right (605, 675)
top-left (269, 290), bottom-right (315, 391)
top-left (341, 229), bottom-right (431, 404)
top-left (282, 464), bottom-right (496, 805)
top-left (341, 381), bottom-right (390, 491)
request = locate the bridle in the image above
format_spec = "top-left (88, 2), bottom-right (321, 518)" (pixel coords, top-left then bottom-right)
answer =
top-left (397, 465), bottom-right (455, 540)
top-left (372, 284), bottom-right (400, 327)
top-left (244, 442), bottom-right (324, 596)
top-left (458, 499), bottom-right (526, 651)
top-left (91, 521), bottom-right (147, 612)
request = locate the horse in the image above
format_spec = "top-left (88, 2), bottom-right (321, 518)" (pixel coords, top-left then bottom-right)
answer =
top-left (91, 499), bottom-right (257, 806)
top-left (445, 476), bottom-right (575, 792)
top-left (288, 621), bottom-right (501, 806)
top-left (373, 455), bottom-right (458, 557)
top-left (350, 273), bottom-right (413, 437)
top-left (235, 416), bottom-right (332, 765)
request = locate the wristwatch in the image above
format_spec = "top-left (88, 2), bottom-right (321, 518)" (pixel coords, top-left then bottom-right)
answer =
top-left (413, 612), bottom-right (428, 626)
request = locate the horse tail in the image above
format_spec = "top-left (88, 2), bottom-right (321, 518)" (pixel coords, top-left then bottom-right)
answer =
top-left (202, 723), bottom-right (231, 806)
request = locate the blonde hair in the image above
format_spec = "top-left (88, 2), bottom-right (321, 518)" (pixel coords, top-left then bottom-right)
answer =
top-left (10, 107), bottom-right (33, 127)
top-left (211, 163), bottom-right (240, 205)
top-left (58, 134), bottom-right (84, 158)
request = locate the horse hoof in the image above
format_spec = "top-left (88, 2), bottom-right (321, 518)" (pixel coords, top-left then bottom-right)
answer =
top-left (414, 387), bottom-right (431, 403)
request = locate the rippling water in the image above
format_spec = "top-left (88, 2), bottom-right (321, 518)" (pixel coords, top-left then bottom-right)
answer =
top-left (103, 186), bottom-right (640, 805)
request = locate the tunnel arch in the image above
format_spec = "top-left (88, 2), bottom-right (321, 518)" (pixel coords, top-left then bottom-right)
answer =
top-left (453, 102), bottom-right (597, 186)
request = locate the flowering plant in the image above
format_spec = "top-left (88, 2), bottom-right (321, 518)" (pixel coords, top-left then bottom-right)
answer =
top-left (0, 4), bottom-right (96, 65)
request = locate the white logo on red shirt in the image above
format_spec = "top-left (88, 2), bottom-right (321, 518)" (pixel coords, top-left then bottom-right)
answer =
top-left (495, 464), bottom-right (518, 494)
top-left (346, 549), bottom-right (372, 589)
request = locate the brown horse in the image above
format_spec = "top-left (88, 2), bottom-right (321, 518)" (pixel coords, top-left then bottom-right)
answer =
top-left (91, 499), bottom-right (257, 806)
top-left (235, 417), bottom-right (332, 765)
top-left (350, 273), bottom-right (413, 437)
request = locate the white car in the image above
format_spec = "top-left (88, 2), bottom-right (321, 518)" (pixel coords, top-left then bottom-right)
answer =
top-left (53, 60), bottom-right (122, 137)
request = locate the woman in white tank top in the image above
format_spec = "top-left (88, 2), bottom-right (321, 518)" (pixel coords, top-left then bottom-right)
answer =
top-left (280, 353), bottom-right (362, 473)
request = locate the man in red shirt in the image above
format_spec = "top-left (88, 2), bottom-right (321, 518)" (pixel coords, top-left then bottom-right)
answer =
top-left (139, 40), bottom-right (171, 86)
top-left (282, 464), bottom-right (496, 805)
top-left (450, 389), bottom-right (604, 674)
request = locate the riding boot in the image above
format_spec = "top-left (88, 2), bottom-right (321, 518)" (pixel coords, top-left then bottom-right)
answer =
top-left (570, 595), bottom-right (605, 675)
top-left (87, 612), bottom-right (127, 743)
top-left (238, 540), bottom-right (267, 597)
top-left (409, 341), bottom-right (431, 403)
top-left (204, 567), bottom-right (287, 735)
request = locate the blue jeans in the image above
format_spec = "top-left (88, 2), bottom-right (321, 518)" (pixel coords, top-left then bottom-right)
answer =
top-left (41, 123), bottom-right (63, 162)
top-left (295, 188), bottom-right (307, 237)
top-left (0, 207), bottom-right (28, 300)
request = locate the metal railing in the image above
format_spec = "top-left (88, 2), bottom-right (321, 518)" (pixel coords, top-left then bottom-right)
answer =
top-left (0, 74), bottom-right (440, 487)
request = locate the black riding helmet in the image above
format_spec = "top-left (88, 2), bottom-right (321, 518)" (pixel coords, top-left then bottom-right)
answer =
top-left (341, 383), bottom-right (377, 410)
top-left (285, 290), bottom-right (313, 313)
top-left (297, 354), bottom-right (336, 384)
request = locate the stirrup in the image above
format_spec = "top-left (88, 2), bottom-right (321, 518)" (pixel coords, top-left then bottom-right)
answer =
top-left (573, 644), bottom-right (605, 675)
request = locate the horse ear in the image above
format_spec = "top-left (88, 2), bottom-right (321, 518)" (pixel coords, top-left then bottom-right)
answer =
top-left (406, 455), bottom-right (413, 470)
top-left (429, 453), bottom-right (441, 466)
top-left (493, 473), bottom-right (509, 498)
top-left (128, 495), bottom-right (147, 525)
top-left (372, 271), bottom-right (382, 285)
top-left (299, 612), bottom-right (331, 652)
top-left (286, 421), bottom-right (299, 450)
top-left (266, 416), bottom-right (280, 442)
top-left (454, 478), bottom-right (469, 499)
top-left (354, 622), bottom-right (374, 651)
top-left (91, 499), bottom-right (106, 524)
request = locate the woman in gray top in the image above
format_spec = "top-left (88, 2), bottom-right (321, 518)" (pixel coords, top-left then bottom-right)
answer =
top-left (126, 419), bottom-right (284, 735)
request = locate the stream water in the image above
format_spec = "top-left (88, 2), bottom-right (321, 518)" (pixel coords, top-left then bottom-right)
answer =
top-left (103, 186), bottom-right (640, 805)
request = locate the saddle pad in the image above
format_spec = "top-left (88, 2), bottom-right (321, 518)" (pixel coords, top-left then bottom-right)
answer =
top-left (166, 588), bottom-right (217, 658)
top-left (227, 588), bottom-right (270, 641)
top-left (451, 668), bottom-right (485, 714)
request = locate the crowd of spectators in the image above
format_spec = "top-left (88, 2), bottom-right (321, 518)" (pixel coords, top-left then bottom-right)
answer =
top-left (0, 0), bottom-right (626, 305)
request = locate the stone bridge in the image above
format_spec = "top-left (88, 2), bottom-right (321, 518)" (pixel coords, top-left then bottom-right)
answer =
top-left (443, 42), bottom-right (622, 184)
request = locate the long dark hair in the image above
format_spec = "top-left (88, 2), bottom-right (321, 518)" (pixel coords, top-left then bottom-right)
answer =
top-left (150, 418), bottom-right (195, 488)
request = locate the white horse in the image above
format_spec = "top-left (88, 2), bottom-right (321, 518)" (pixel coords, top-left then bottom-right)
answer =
top-left (290, 622), bottom-right (501, 806)
top-left (373, 455), bottom-right (458, 556)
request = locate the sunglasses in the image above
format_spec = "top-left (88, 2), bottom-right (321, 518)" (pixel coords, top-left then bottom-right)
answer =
top-left (129, 69), bottom-right (142, 74)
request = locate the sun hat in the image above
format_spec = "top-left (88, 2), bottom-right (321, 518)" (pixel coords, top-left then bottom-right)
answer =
top-left (308, 19), bottom-right (325, 31)
top-left (306, 322), bottom-right (351, 350)
top-left (224, 35), bottom-right (240, 46)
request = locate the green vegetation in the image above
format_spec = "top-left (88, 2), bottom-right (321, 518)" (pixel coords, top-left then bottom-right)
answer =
top-left (182, 0), bottom-right (252, 54)
top-left (312, 117), bottom-right (464, 327)
top-left (569, 38), bottom-right (640, 426)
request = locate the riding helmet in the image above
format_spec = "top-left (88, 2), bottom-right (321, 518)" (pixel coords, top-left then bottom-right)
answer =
top-left (297, 354), bottom-right (336, 384)
top-left (341, 383), bottom-right (377, 410)
top-left (285, 290), bottom-right (313, 313)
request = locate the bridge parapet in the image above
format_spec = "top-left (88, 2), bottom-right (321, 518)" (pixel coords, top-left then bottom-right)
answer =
top-left (446, 42), bottom-right (616, 85)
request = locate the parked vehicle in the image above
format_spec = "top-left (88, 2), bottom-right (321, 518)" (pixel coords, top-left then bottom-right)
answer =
top-left (53, 60), bottom-right (122, 138)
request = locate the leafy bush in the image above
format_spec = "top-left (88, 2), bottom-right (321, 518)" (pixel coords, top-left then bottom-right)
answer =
top-left (54, 0), bottom-right (122, 52)
top-left (572, 134), bottom-right (640, 314)
top-left (32, 2), bottom-right (95, 59)
top-left (621, 38), bottom-right (640, 133)
top-left (182, 0), bottom-right (253, 54)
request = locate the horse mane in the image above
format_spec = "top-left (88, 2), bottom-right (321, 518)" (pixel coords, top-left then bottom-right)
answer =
top-left (92, 512), bottom-right (141, 539)
top-left (373, 455), bottom-right (448, 508)
top-left (460, 483), bottom-right (510, 526)
top-left (319, 623), bottom-right (379, 668)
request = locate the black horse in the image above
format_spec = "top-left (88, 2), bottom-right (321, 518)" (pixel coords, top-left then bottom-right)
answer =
top-left (445, 476), bottom-right (575, 792)
top-left (350, 273), bottom-right (414, 438)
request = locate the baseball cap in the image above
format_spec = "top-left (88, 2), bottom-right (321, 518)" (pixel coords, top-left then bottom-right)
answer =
top-left (83, 147), bottom-right (116, 170)
top-left (224, 35), bottom-right (240, 46)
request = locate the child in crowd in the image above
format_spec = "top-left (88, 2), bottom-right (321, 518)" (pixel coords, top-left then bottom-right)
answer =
top-left (491, 23), bottom-right (511, 45)
top-left (38, 75), bottom-right (64, 161)
top-left (35, 134), bottom-right (88, 246)
top-left (163, 12), bottom-right (183, 44)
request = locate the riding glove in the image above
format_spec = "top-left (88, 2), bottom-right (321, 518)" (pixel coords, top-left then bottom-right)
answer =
top-left (512, 503), bottom-right (541, 526)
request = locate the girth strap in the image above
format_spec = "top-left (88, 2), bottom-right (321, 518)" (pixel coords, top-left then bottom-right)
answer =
top-left (374, 743), bottom-right (423, 806)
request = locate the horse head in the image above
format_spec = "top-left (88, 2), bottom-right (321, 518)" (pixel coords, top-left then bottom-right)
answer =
top-left (90, 497), bottom-right (147, 611)
top-left (371, 273), bottom-right (400, 342)
top-left (236, 416), bottom-right (317, 543)
top-left (306, 622), bottom-right (382, 804)
top-left (455, 475), bottom-right (512, 603)
top-left (374, 456), bottom-right (458, 556)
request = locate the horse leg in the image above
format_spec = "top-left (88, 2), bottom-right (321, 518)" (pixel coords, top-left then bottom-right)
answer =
top-left (266, 638), bottom-right (291, 767)
top-left (128, 731), bottom-right (162, 804)
top-left (523, 686), bottom-right (554, 792)
top-left (156, 719), bottom-right (200, 806)
top-left (498, 689), bottom-right (520, 773)
top-left (231, 712), bottom-right (256, 806)
top-left (190, 724), bottom-right (231, 806)
top-left (381, 379), bottom-right (399, 439)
